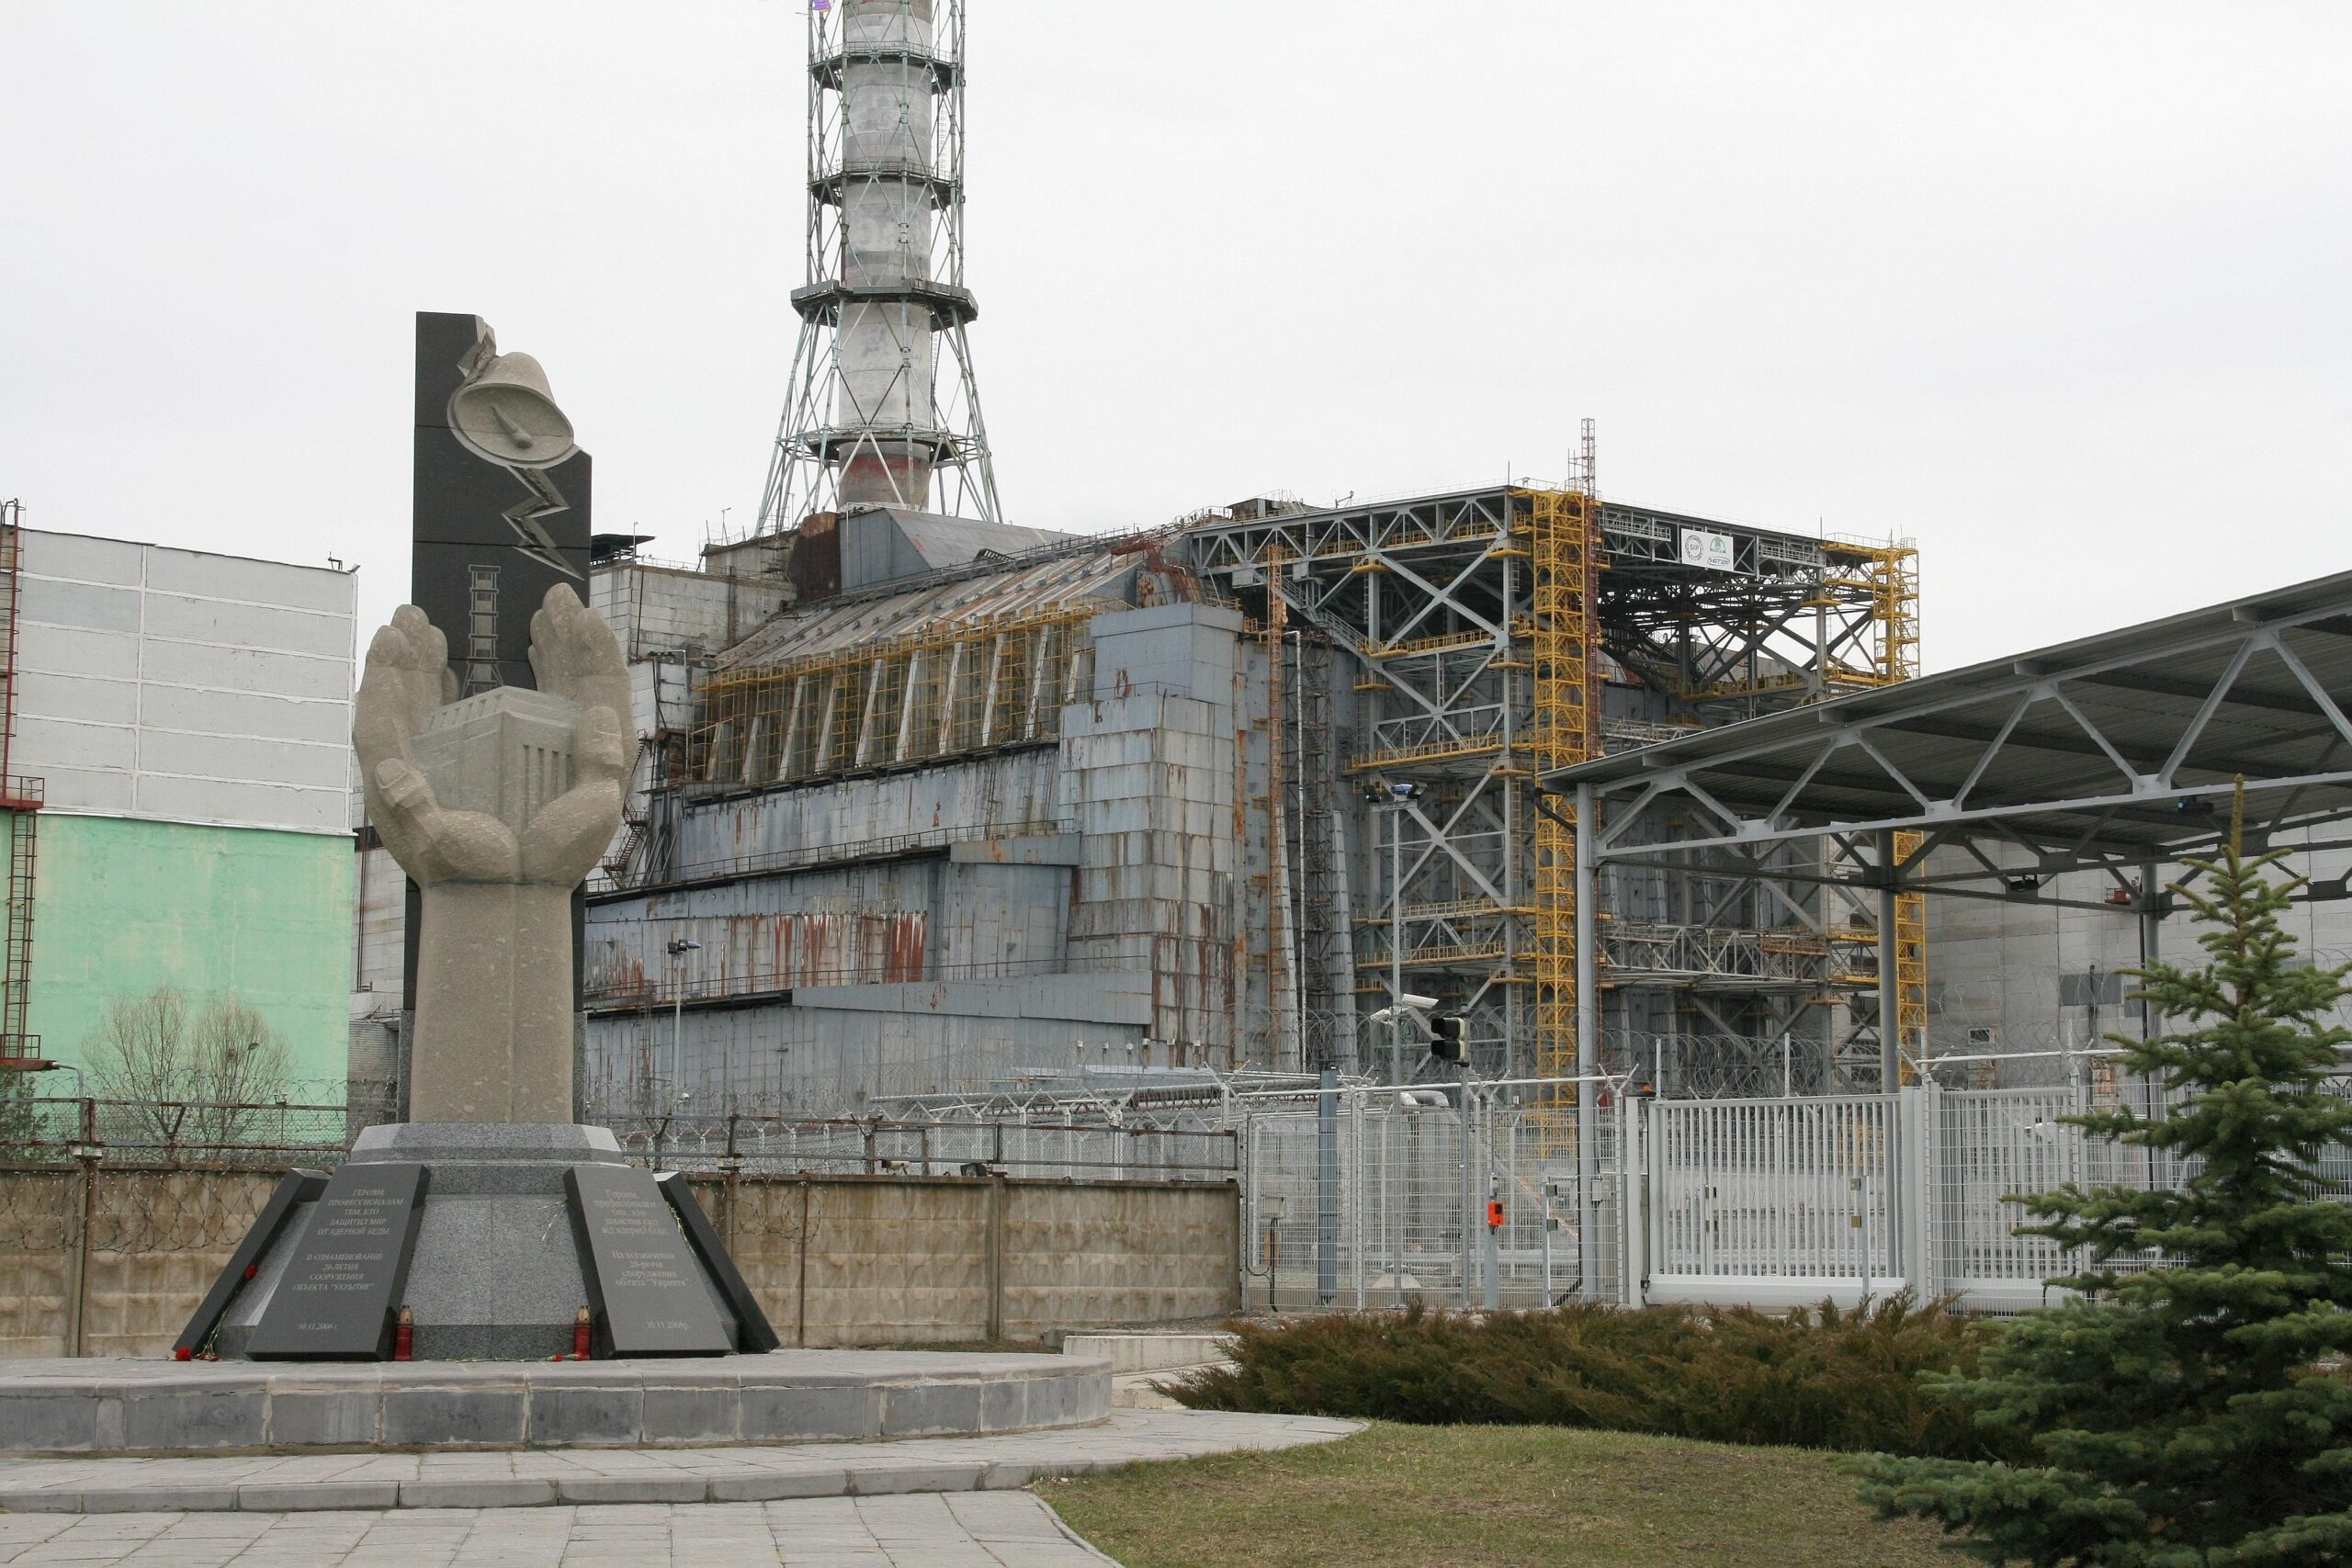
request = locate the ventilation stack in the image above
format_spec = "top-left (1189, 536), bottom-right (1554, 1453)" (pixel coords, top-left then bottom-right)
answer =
top-left (757, 0), bottom-right (1000, 532)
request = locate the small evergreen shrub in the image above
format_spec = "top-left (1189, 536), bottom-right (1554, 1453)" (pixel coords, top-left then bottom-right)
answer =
top-left (1171, 1292), bottom-right (2009, 1460)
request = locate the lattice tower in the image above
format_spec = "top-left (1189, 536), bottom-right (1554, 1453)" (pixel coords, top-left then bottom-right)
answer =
top-left (755, 0), bottom-right (1000, 533)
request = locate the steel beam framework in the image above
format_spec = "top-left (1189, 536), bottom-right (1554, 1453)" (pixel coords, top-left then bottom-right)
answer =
top-left (1557, 570), bottom-right (2352, 1088)
top-left (1182, 482), bottom-right (1917, 1084)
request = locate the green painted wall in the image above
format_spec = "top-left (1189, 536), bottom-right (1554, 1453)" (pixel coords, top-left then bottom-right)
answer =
top-left (24, 815), bottom-right (353, 1089)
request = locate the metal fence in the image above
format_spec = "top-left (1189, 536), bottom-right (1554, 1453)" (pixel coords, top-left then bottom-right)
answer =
top-left (13, 1064), bottom-right (2335, 1319)
top-left (1227, 1070), bottom-right (2352, 1315)
top-left (1233, 1082), bottom-right (1619, 1313)
top-left (601, 1111), bottom-right (1236, 1182)
top-left (0, 1095), bottom-right (1238, 1185)
top-left (0, 1096), bottom-right (358, 1168)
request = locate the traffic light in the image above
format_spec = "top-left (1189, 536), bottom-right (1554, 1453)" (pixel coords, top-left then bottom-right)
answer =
top-left (1428, 1011), bottom-right (1465, 1063)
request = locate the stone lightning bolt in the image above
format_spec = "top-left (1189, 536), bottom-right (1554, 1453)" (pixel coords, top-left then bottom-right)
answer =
top-left (503, 465), bottom-right (582, 580)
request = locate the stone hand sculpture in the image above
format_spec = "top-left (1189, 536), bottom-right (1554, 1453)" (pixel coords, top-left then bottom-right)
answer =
top-left (354, 585), bottom-right (635, 1123)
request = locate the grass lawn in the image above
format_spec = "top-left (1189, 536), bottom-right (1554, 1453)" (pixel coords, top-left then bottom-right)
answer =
top-left (1048, 1421), bottom-right (1959, 1568)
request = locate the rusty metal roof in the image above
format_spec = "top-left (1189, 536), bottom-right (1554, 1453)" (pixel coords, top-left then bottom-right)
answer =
top-left (714, 542), bottom-right (1141, 671)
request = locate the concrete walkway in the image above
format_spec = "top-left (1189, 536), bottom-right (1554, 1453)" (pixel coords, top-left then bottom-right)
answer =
top-left (0, 1493), bottom-right (1119, 1565)
top-left (0, 1410), bottom-right (1360, 1516)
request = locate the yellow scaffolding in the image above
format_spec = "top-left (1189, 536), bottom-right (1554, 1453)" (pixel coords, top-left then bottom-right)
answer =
top-left (1821, 538), bottom-right (1923, 686)
top-left (1527, 440), bottom-right (1600, 1099)
top-left (1893, 828), bottom-right (1928, 1083)
top-left (690, 603), bottom-right (1101, 788)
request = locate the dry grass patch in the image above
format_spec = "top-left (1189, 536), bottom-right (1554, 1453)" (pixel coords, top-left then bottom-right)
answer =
top-left (1050, 1421), bottom-right (1954, 1568)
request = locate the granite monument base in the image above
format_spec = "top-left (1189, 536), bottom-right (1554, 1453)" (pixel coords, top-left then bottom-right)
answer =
top-left (195, 1124), bottom-right (766, 1363)
top-left (0, 1350), bottom-right (1114, 1456)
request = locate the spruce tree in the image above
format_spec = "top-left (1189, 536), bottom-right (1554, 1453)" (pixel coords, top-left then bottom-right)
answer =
top-left (1856, 793), bottom-right (2352, 1564)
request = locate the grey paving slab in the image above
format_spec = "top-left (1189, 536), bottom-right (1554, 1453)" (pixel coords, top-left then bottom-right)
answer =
top-left (0, 1411), bottom-right (1359, 1517)
top-left (0, 1495), bottom-right (1133, 1565)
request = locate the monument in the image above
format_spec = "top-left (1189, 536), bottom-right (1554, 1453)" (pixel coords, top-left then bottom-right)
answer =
top-left (177, 335), bottom-right (776, 1362)
top-left (0, 315), bottom-right (1113, 1458)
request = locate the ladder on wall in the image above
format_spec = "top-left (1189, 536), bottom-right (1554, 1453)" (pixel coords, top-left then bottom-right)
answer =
top-left (464, 565), bottom-right (502, 695)
top-left (0, 502), bottom-right (42, 1070)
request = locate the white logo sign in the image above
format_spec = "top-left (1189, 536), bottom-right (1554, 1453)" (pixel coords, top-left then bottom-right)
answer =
top-left (1679, 528), bottom-right (1736, 571)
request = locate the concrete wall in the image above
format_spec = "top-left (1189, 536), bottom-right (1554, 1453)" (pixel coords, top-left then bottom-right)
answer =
top-left (584, 973), bottom-right (1167, 1114)
top-left (28, 815), bottom-right (356, 1086)
top-left (16, 529), bottom-right (356, 835)
top-left (593, 562), bottom-right (791, 661)
top-left (0, 1167), bottom-right (1238, 1359)
top-left (1925, 828), bottom-right (2352, 1081)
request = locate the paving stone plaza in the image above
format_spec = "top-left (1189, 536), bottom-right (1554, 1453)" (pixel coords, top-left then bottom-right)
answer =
top-left (0, 1409), bottom-right (1357, 1564)
top-left (0, 1493), bottom-right (1114, 1567)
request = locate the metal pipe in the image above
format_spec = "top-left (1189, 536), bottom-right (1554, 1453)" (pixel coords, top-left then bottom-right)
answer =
top-left (1876, 829), bottom-right (1899, 1092)
top-left (1391, 804), bottom-right (1405, 1087)
top-left (1458, 1065), bottom-right (1474, 1308)
top-left (1575, 783), bottom-right (1600, 1300)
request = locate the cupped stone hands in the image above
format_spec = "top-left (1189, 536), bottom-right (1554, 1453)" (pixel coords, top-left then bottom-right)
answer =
top-left (354, 584), bottom-right (633, 887)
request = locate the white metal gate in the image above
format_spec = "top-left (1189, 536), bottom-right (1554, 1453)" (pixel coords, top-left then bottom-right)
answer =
top-left (1645, 1095), bottom-right (1906, 1308)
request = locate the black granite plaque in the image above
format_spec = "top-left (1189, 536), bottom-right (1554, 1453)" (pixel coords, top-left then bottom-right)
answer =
top-left (656, 1171), bottom-right (781, 1353)
top-left (248, 1163), bottom-right (429, 1360)
top-left (175, 1168), bottom-right (329, 1359)
top-left (567, 1165), bottom-right (730, 1357)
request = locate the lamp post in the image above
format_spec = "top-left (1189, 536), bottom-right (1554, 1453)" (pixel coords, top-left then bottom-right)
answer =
top-left (666, 938), bottom-right (702, 1112)
top-left (1363, 780), bottom-right (1420, 1086)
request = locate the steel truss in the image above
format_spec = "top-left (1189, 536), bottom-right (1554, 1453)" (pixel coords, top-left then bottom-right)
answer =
top-left (1182, 482), bottom-right (1917, 1085)
top-left (1557, 569), bottom-right (2352, 1092)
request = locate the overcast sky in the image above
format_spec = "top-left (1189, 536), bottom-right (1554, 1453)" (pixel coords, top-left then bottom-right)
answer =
top-left (3, 1), bottom-right (2346, 672)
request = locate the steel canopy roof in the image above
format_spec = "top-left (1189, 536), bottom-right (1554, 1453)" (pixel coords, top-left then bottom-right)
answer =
top-left (1547, 567), bottom-right (2352, 878)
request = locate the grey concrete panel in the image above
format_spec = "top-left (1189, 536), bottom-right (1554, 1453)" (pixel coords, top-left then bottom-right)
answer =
top-left (554, 1473), bottom-right (709, 1504)
top-left (738, 1381), bottom-right (878, 1441)
top-left (138, 684), bottom-right (351, 745)
top-left (133, 775), bottom-right (347, 835)
top-left (138, 728), bottom-right (350, 790)
top-left (24, 578), bottom-right (141, 633)
top-left (0, 1393), bottom-right (100, 1452)
top-left (707, 1467), bottom-right (851, 1501)
top-left (141, 592), bottom-right (352, 658)
top-left (528, 1384), bottom-right (643, 1446)
top-left (119, 1386), bottom-right (265, 1451)
top-left (15, 671), bottom-right (139, 726)
top-left (13, 766), bottom-right (134, 813)
top-left (17, 619), bottom-right (142, 681)
top-left (138, 638), bottom-right (351, 701)
top-left (141, 547), bottom-right (355, 617)
top-left (25, 529), bottom-right (143, 586)
top-left (15, 715), bottom-right (133, 771)
top-left (635, 1382), bottom-right (733, 1448)
top-left (265, 1389), bottom-right (379, 1448)
top-left (381, 1385), bottom-right (529, 1447)
top-left (878, 1381), bottom-right (984, 1437)
top-left (398, 1477), bottom-right (559, 1507)
top-left (236, 1480), bottom-right (401, 1510)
